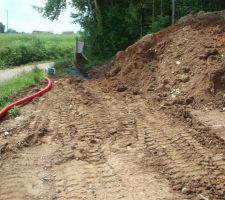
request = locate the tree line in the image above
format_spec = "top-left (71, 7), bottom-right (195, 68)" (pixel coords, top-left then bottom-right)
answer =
top-left (0, 22), bottom-right (17, 33)
top-left (0, 23), bottom-right (5, 33)
top-left (37, 0), bottom-right (225, 63)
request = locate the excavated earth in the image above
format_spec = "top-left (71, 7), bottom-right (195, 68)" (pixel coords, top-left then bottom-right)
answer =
top-left (1, 11), bottom-right (225, 200)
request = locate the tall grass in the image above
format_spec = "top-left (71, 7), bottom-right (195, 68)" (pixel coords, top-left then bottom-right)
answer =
top-left (0, 33), bottom-right (76, 68)
top-left (0, 67), bottom-right (44, 109)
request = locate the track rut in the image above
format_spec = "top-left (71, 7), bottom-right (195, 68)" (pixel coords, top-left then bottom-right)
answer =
top-left (0, 78), bottom-right (225, 199)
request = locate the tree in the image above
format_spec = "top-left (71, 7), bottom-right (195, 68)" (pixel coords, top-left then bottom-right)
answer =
top-left (35, 0), bottom-right (225, 63)
top-left (0, 22), bottom-right (5, 33)
top-left (7, 28), bottom-right (17, 33)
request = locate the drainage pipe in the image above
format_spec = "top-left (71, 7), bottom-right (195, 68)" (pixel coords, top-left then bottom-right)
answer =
top-left (0, 77), bottom-right (52, 119)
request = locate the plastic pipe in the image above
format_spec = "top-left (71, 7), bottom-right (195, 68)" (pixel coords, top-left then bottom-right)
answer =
top-left (0, 77), bottom-right (52, 119)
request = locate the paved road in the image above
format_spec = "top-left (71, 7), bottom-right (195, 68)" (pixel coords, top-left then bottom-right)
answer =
top-left (0, 62), bottom-right (54, 83)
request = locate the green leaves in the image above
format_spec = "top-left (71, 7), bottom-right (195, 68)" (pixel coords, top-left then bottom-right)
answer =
top-left (0, 34), bottom-right (75, 68)
top-left (33, 0), bottom-right (67, 20)
top-left (0, 22), bottom-right (5, 33)
top-left (35, 0), bottom-right (225, 68)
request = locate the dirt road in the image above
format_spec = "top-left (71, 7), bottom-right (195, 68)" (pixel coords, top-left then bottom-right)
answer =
top-left (0, 78), bottom-right (224, 200)
top-left (0, 63), bottom-right (53, 83)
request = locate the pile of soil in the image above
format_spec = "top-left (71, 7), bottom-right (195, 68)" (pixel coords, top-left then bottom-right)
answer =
top-left (105, 10), bottom-right (225, 110)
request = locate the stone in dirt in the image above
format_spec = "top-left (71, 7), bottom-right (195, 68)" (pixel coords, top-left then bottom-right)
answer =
top-left (117, 85), bottom-right (127, 92)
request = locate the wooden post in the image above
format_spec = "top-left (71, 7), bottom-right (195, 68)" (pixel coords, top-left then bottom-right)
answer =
top-left (172, 0), bottom-right (176, 25)
top-left (74, 37), bottom-right (78, 68)
top-left (161, 0), bottom-right (163, 16)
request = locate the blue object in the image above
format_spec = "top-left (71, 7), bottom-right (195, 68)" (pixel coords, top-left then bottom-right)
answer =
top-left (46, 67), bottom-right (55, 75)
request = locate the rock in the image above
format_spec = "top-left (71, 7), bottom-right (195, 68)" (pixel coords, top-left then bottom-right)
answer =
top-left (199, 49), bottom-right (219, 60)
top-left (41, 176), bottom-right (50, 182)
top-left (162, 79), bottom-right (169, 85)
top-left (181, 187), bottom-right (192, 195)
top-left (132, 89), bottom-right (139, 95)
top-left (182, 66), bottom-right (190, 73)
top-left (172, 98), bottom-right (185, 105)
top-left (176, 61), bottom-right (181, 65)
top-left (117, 85), bottom-right (127, 92)
top-left (4, 131), bottom-right (10, 136)
top-left (147, 87), bottom-right (155, 91)
top-left (109, 66), bottom-right (121, 76)
top-left (171, 94), bottom-right (176, 98)
top-left (122, 64), bottom-right (132, 76)
top-left (156, 84), bottom-right (165, 90)
top-left (185, 97), bottom-right (194, 105)
top-left (198, 194), bottom-right (209, 200)
top-left (15, 116), bottom-right (21, 121)
top-left (180, 74), bottom-right (190, 83)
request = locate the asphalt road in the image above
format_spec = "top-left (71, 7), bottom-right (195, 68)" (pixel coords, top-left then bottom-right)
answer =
top-left (0, 63), bottom-right (54, 84)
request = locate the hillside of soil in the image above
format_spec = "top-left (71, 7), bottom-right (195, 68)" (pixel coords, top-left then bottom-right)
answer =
top-left (105, 10), bottom-right (225, 110)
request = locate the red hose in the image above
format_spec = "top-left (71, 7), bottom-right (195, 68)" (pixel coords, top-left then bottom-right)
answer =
top-left (0, 77), bottom-right (52, 120)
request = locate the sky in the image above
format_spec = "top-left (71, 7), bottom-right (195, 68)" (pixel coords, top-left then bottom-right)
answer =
top-left (0, 0), bottom-right (81, 33)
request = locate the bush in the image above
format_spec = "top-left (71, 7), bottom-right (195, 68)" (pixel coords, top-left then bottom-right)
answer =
top-left (0, 33), bottom-right (76, 68)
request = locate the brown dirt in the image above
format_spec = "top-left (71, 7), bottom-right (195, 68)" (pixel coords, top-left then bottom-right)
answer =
top-left (104, 10), bottom-right (225, 110)
top-left (1, 10), bottom-right (225, 200)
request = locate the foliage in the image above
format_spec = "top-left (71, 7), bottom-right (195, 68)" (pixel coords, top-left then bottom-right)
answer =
top-left (7, 28), bottom-right (17, 33)
top-left (0, 22), bottom-right (5, 33)
top-left (37, 0), bottom-right (225, 67)
top-left (0, 33), bottom-right (76, 68)
top-left (0, 67), bottom-right (44, 109)
top-left (8, 106), bottom-right (21, 118)
top-left (85, 58), bottom-right (106, 69)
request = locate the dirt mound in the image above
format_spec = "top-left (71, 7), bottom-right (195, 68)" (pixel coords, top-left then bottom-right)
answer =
top-left (106, 10), bottom-right (225, 110)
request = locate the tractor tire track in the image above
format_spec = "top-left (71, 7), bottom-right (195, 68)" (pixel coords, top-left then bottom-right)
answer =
top-left (3, 78), bottom-right (225, 199)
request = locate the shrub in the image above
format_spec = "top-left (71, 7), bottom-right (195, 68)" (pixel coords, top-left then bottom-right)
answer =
top-left (0, 33), bottom-right (76, 68)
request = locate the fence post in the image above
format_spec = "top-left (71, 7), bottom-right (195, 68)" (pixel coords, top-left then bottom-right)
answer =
top-left (74, 37), bottom-right (78, 67)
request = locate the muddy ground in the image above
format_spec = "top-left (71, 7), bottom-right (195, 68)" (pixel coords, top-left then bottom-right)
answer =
top-left (0, 77), bottom-right (224, 200)
top-left (1, 10), bottom-right (225, 200)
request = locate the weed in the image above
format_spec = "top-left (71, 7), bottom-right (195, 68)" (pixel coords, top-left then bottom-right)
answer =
top-left (8, 106), bottom-right (20, 118)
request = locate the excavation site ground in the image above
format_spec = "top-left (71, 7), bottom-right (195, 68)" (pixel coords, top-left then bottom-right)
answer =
top-left (1, 11), bottom-right (225, 200)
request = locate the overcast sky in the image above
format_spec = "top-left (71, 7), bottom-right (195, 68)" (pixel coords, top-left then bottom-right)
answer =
top-left (0, 0), bottom-right (80, 33)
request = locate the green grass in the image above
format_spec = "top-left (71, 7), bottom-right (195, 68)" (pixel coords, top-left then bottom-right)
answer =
top-left (0, 33), bottom-right (76, 48)
top-left (0, 33), bottom-right (77, 68)
top-left (8, 106), bottom-right (21, 118)
top-left (0, 67), bottom-right (44, 109)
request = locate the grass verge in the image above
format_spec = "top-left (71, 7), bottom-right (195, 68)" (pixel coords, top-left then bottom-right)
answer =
top-left (0, 67), bottom-right (44, 109)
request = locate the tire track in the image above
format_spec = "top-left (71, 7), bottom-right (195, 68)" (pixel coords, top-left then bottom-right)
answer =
top-left (77, 86), bottom-right (182, 199)
top-left (4, 79), bottom-right (223, 199)
top-left (133, 105), bottom-right (225, 199)
top-left (0, 144), bottom-right (57, 200)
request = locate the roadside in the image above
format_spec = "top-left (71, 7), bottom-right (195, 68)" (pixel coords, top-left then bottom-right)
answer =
top-left (0, 62), bottom-right (53, 83)
top-left (0, 67), bottom-right (44, 110)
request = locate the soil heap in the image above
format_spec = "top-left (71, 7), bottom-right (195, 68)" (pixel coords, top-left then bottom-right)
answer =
top-left (106, 10), bottom-right (225, 109)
